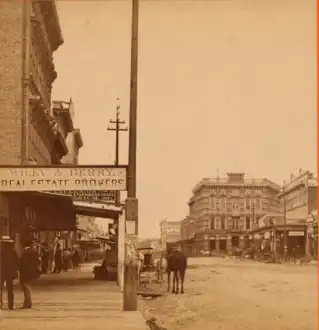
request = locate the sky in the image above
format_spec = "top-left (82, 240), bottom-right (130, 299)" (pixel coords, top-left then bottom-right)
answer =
top-left (52, 0), bottom-right (317, 239)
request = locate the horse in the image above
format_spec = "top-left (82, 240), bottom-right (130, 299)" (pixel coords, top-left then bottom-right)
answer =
top-left (166, 249), bottom-right (187, 294)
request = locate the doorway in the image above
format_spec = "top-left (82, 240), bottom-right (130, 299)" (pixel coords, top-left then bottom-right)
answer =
top-left (231, 236), bottom-right (239, 248)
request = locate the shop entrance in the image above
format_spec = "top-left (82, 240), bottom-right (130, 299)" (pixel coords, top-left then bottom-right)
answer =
top-left (231, 236), bottom-right (239, 248)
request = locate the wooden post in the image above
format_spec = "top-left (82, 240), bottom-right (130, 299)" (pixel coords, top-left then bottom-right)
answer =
top-left (123, 0), bottom-right (139, 312)
top-left (123, 198), bottom-right (138, 311)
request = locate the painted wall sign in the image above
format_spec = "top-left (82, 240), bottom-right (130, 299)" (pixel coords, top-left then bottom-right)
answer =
top-left (48, 190), bottom-right (116, 201)
top-left (0, 166), bottom-right (127, 191)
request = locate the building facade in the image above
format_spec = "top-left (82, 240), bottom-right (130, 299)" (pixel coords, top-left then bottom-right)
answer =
top-left (54, 99), bottom-right (84, 165)
top-left (278, 170), bottom-right (317, 223)
top-left (160, 219), bottom-right (181, 250)
top-left (277, 170), bottom-right (318, 257)
top-left (180, 216), bottom-right (195, 256)
top-left (0, 0), bottom-right (64, 165)
top-left (0, 1), bottom-right (81, 253)
top-left (186, 173), bottom-right (280, 256)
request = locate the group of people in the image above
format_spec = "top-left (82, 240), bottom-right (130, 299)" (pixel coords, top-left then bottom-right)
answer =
top-left (0, 236), bottom-right (41, 310)
top-left (40, 242), bottom-right (80, 274)
top-left (0, 236), bottom-right (82, 311)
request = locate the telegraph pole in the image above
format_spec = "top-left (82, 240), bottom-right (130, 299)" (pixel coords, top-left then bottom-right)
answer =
top-left (283, 181), bottom-right (288, 261)
top-left (123, 0), bottom-right (139, 311)
top-left (107, 100), bottom-right (128, 205)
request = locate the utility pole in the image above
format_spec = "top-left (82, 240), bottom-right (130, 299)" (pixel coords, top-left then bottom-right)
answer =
top-left (123, 0), bottom-right (139, 311)
top-left (107, 99), bottom-right (128, 205)
top-left (283, 181), bottom-right (288, 261)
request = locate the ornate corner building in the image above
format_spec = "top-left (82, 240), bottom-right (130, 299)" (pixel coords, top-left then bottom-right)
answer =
top-left (181, 173), bottom-right (281, 256)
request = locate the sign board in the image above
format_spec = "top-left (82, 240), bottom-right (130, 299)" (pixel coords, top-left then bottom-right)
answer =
top-left (125, 198), bottom-right (138, 222)
top-left (288, 231), bottom-right (304, 237)
top-left (48, 190), bottom-right (116, 202)
top-left (0, 166), bottom-right (127, 191)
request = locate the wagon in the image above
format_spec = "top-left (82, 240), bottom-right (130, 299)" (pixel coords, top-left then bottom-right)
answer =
top-left (137, 247), bottom-right (156, 272)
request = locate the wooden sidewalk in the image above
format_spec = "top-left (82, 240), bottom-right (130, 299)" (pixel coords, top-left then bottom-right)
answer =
top-left (0, 265), bottom-right (148, 330)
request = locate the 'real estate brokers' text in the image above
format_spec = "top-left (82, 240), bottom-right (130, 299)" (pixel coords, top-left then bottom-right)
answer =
top-left (0, 166), bottom-right (127, 191)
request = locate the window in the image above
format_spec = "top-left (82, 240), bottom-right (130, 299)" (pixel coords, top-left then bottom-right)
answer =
top-left (211, 216), bottom-right (215, 230)
top-left (211, 197), bottom-right (215, 209)
top-left (221, 216), bottom-right (226, 230)
top-left (220, 198), bottom-right (225, 210)
top-left (255, 197), bottom-right (261, 210)
top-left (232, 199), bottom-right (239, 210)
top-left (256, 216), bottom-right (260, 224)
top-left (245, 198), bottom-right (250, 209)
top-left (232, 217), bottom-right (240, 230)
top-left (245, 216), bottom-right (251, 230)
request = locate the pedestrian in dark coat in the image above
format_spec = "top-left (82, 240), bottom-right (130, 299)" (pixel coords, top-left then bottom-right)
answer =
top-left (40, 242), bottom-right (49, 274)
top-left (19, 241), bottom-right (41, 309)
top-left (53, 244), bottom-right (63, 273)
top-left (0, 236), bottom-right (19, 310)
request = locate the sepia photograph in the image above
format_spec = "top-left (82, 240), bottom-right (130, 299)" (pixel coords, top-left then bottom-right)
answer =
top-left (0, 0), bottom-right (317, 329)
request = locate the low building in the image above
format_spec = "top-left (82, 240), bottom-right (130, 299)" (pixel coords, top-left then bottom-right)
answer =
top-left (186, 173), bottom-right (281, 256)
top-left (180, 216), bottom-right (195, 256)
top-left (160, 219), bottom-right (181, 251)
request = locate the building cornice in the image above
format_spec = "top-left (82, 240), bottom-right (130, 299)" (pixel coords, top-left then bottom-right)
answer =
top-left (192, 178), bottom-right (281, 195)
top-left (39, 0), bottom-right (64, 52)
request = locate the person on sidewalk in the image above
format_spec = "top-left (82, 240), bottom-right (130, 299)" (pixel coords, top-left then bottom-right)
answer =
top-left (53, 244), bottom-right (63, 273)
top-left (19, 240), bottom-right (41, 309)
top-left (40, 242), bottom-right (49, 274)
top-left (0, 236), bottom-right (19, 310)
top-left (72, 245), bottom-right (80, 268)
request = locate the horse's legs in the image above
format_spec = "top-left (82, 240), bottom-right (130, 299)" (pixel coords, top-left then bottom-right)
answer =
top-left (172, 271), bottom-right (177, 294)
top-left (175, 271), bottom-right (180, 294)
top-left (180, 269), bottom-right (185, 294)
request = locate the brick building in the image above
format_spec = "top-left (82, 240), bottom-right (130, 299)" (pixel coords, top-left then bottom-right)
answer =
top-left (0, 0), bottom-right (64, 165)
top-left (185, 173), bottom-right (280, 256)
top-left (0, 1), bottom-right (80, 252)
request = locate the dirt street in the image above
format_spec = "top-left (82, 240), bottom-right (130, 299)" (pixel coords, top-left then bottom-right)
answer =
top-left (141, 258), bottom-right (318, 330)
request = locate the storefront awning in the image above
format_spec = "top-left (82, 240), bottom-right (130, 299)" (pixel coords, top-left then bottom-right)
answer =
top-left (73, 201), bottom-right (122, 220)
top-left (5, 191), bottom-right (76, 231)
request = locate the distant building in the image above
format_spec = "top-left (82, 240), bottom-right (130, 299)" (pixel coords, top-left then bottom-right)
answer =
top-left (185, 173), bottom-right (280, 255)
top-left (160, 219), bottom-right (181, 250)
top-left (278, 170), bottom-right (317, 223)
top-left (277, 170), bottom-right (317, 257)
top-left (180, 216), bottom-right (195, 256)
top-left (250, 170), bottom-right (318, 259)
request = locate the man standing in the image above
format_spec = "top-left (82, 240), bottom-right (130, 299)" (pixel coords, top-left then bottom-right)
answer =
top-left (0, 236), bottom-right (19, 310)
top-left (40, 242), bottom-right (49, 274)
top-left (19, 240), bottom-right (41, 309)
